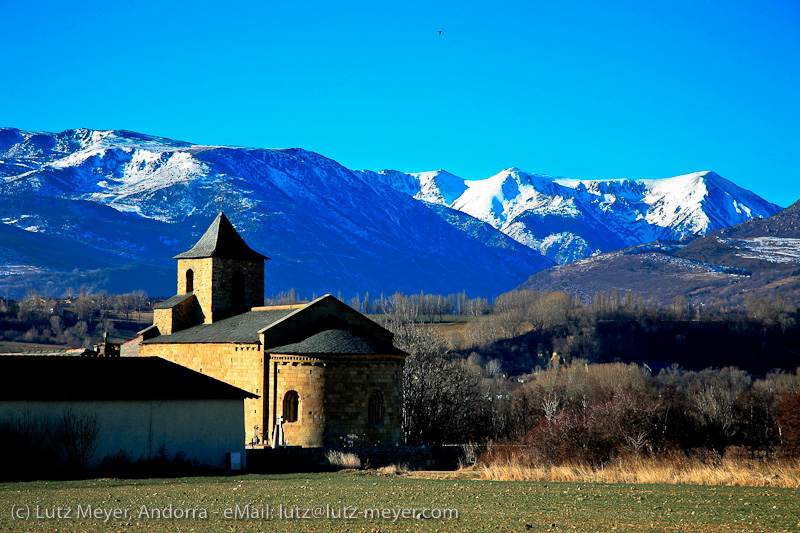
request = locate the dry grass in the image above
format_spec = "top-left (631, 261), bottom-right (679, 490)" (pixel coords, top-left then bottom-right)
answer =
top-left (324, 450), bottom-right (362, 469)
top-left (476, 451), bottom-right (800, 487)
top-left (376, 463), bottom-right (410, 475)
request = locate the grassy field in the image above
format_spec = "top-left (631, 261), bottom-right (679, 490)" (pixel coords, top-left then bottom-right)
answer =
top-left (1, 472), bottom-right (799, 532)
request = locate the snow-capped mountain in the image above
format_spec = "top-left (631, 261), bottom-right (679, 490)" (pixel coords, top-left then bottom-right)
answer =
top-left (0, 128), bottom-right (553, 299)
top-left (0, 127), bottom-right (782, 299)
top-left (366, 168), bottom-right (782, 263)
top-left (518, 200), bottom-right (800, 306)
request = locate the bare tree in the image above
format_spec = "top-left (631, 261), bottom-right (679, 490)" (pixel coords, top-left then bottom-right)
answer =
top-left (403, 349), bottom-right (483, 444)
top-left (53, 407), bottom-right (99, 470)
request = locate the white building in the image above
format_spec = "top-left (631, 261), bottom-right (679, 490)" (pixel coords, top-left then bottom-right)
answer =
top-left (0, 356), bottom-right (256, 470)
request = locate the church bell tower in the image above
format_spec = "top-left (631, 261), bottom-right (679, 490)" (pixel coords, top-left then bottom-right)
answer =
top-left (173, 212), bottom-right (269, 323)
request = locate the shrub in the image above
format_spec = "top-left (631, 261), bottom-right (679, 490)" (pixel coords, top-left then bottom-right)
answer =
top-left (527, 413), bottom-right (598, 464)
top-left (377, 463), bottom-right (410, 475)
top-left (777, 390), bottom-right (800, 457)
top-left (0, 411), bottom-right (60, 480)
top-left (458, 443), bottom-right (478, 469)
top-left (98, 447), bottom-right (204, 478)
top-left (53, 407), bottom-right (99, 470)
top-left (325, 450), bottom-right (362, 469)
top-left (0, 407), bottom-right (98, 480)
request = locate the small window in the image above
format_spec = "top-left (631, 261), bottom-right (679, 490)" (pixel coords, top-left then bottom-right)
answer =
top-left (232, 271), bottom-right (245, 306)
top-left (185, 269), bottom-right (194, 293)
top-left (283, 390), bottom-right (299, 423)
top-left (367, 391), bottom-right (383, 426)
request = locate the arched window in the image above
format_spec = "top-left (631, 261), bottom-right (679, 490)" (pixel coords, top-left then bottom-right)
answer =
top-left (367, 391), bottom-right (383, 426)
top-left (283, 390), bottom-right (299, 423)
top-left (185, 269), bottom-right (194, 293)
top-left (232, 271), bottom-right (245, 307)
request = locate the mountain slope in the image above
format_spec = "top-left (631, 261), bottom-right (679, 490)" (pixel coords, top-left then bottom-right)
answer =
top-left (518, 200), bottom-right (800, 305)
top-left (0, 128), bottom-right (553, 299)
top-left (368, 168), bottom-right (782, 263)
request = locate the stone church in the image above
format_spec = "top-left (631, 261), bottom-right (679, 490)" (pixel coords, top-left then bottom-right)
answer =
top-left (138, 212), bottom-right (406, 447)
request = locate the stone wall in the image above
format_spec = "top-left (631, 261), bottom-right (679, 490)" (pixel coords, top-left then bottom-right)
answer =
top-left (139, 344), bottom-right (405, 448)
top-left (139, 342), bottom-right (266, 440)
top-left (247, 445), bottom-right (462, 473)
top-left (268, 356), bottom-right (326, 447)
top-left (267, 354), bottom-right (404, 447)
top-left (153, 295), bottom-right (201, 335)
top-left (323, 357), bottom-right (403, 446)
top-left (177, 257), bottom-right (264, 323)
top-left (177, 258), bottom-right (214, 322)
top-left (211, 258), bottom-right (264, 319)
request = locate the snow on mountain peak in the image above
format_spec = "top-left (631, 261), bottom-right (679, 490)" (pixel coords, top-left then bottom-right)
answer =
top-left (0, 127), bottom-right (555, 299)
top-left (372, 165), bottom-right (782, 264)
top-left (409, 169), bottom-right (468, 205)
top-left (0, 128), bottom-right (781, 271)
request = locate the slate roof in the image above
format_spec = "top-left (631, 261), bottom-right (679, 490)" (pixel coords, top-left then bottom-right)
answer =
top-left (268, 327), bottom-right (404, 355)
top-left (142, 308), bottom-right (296, 344)
top-left (0, 356), bottom-right (258, 401)
top-left (153, 292), bottom-right (195, 309)
top-left (174, 212), bottom-right (269, 261)
top-left (141, 295), bottom-right (404, 356)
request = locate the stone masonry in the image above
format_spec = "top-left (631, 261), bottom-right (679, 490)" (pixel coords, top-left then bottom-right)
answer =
top-left (178, 257), bottom-right (264, 323)
top-left (140, 341), bottom-right (265, 438)
top-left (138, 212), bottom-right (406, 448)
top-left (269, 354), bottom-right (404, 447)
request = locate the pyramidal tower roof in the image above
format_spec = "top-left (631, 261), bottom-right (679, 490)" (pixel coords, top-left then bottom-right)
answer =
top-left (174, 212), bottom-right (269, 261)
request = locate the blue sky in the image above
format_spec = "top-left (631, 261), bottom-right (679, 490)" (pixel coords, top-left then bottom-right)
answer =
top-left (2, 0), bottom-right (799, 206)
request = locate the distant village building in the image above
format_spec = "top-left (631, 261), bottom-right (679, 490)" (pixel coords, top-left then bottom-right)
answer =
top-left (137, 212), bottom-right (406, 447)
top-left (0, 356), bottom-right (254, 469)
top-left (93, 332), bottom-right (122, 357)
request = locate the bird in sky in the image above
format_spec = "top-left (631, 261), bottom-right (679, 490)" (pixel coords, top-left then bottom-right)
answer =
top-left (438, 30), bottom-right (442, 35)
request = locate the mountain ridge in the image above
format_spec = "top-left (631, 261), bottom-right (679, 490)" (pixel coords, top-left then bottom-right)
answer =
top-left (366, 167), bottom-right (782, 264)
top-left (0, 127), bottom-right (784, 301)
top-left (0, 127), bottom-right (553, 299)
top-left (518, 202), bottom-right (800, 305)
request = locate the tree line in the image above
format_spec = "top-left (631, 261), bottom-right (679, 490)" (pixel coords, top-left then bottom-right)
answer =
top-left (378, 288), bottom-right (800, 462)
top-left (0, 288), bottom-right (150, 348)
top-left (391, 321), bottom-right (800, 461)
top-left (367, 288), bottom-right (800, 375)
